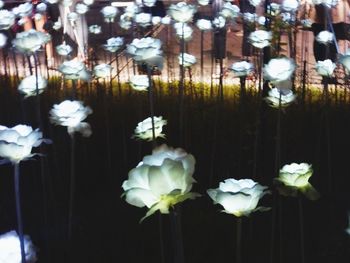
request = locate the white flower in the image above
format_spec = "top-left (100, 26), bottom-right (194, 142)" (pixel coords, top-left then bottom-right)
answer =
top-left (178, 53), bottom-right (196, 67)
top-left (0, 125), bottom-right (48, 163)
top-left (263, 57), bottom-right (295, 83)
top-left (36, 3), bottom-right (47, 13)
top-left (143, 0), bottom-right (157, 7)
top-left (93, 63), bottom-right (112, 78)
top-left (12, 2), bottom-right (33, 18)
top-left (230, 61), bottom-right (254, 77)
top-left (103, 37), bottom-right (124, 52)
top-left (243, 13), bottom-right (257, 23)
top-left (12, 29), bottom-right (51, 54)
top-left (75, 3), bottom-right (89, 15)
top-left (249, 30), bottom-right (272, 49)
top-left (45, 0), bottom-right (59, 4)
top-left (212, 16), bottom-right (226, 29)
top-left (122, 144), bottom-right (198, 221)
top-left (315, 59), bottom-right (336, 77)
top-left (83, 0), bottom-right (94, 5)
top-left (174, 22), bottom-right (193, 41)
top-left (127, 37), bottom-right (163, 69)
top-left (312, 0), bottom-right (339, 8)
top-left (249, 0), bottom-right (262, 7)
top-left (124, 3), bottom-right (140, 16)
top-left (133, 116), bottom-right (167, 141)
top-left (152, 16), bottom-right (162, 25)
top-left (53, 19), bottom-right (62, 31)
top-left (316, 31), bottom-right (334, 45)
top-left (257, 16), bottom-right (266, 25)
top-left (168, 2), bottom-right (197, 23)
top-left (220, 3), bottom-right (240, 19)
top-left (55, 43), bottom-right (72, 56)
top-left (265, 88), bottom-right (296, 108)
top-left (18, 75), bottom-right (47, 98)
top-left (50, 100), bottom-right (93, 137)
top-left (58, 59), bottom-right (91, 81)
top-left (0, 231), bottom-right (37, 262)
top-left (130, 75), bottom-right (149, 91)
top-left (0, 33), bottom-right (7, 48)
top-left (281, 12), bottom-right (294, 23)
top-left (197, 0), bottom-right (210, 6)
top-left (67, 12), bottom-right (78, 24)
top-left (161, 16), bottom-right (171, 25)
top-left (282, 0), bottom-right (299, 12)
top-left (119, 13), bottom-right (133, 30)
top-left (207, 178), bottom-right (269, 217)
top-left (268, 3), bottom-right (281, 16)
top-left (0, 10), bottom-right (16, 30)
top-left (101, 5), bottom-right (118, 22)
top-left (196, 19), bottom-right (212, 31)
top-left (135, 12), bottom-right (152, 27)
top-left (89, 25), bottom-right (101, 34)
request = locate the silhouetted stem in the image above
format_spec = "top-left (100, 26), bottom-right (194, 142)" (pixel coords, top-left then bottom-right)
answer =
top-left (170, 208), bottom-right (185, 263)
top-left (236, 218), bottom-right (242, 263)
top-left (298, 196), bottom-right (305, 263)
top-left (147, 65), bottom-right (156, 148)
top-left (68, 134), bottom-right (75, 242)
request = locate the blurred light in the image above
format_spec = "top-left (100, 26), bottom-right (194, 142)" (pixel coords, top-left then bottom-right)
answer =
top-left (111, 1), bottom-right (134, 7)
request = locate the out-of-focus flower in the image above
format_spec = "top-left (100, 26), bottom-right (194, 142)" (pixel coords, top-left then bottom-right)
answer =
top-left (281, 12), bottom-right (294, 23)
top-left (62, 0), bottom-right (73, 7)
top-left (122, 144), bottom-right (199, 221)
top-left (0, 125), bottom-right (49, 164)
top-left (168, 2), bottom-right (197, 23)
top-left (207, 178), bottom-right (270, 217)
top-left (12, 2), bottom-right (33, 18)
top-left (220, 3), bottom-right (240, 19)
top-left (75, 3), bottom-right (89, 15)
top-left (161, 16), bottom-right (171, 25)
top-left (263, 57), bottom-right (295, 84)
top-left (13, 30), bottom-right (51, 54)
top-left (50, 100), bottom-right (93, 137)
top-left (101, 5), bottom-right (118, 22)
top-left (0, 231), bottom-right (37, 263)
top-left (103, 37), bottom-right (124, 52)
top-left (152, 16), bottom-right (162, 25)
top-left (135, 12), bottom-right (152, 27)
top-left (119, 13), bottom-right (133, 30)
top-left (0, 10), bottom-right (15, 30)
top-left (265, 88), bottom-right (296, 108)
top-left (197, 0), bottom-right (210, 5)
top-left (127, 37), bottom-right (163, 69)
top-left (249, 0), bottom-right (262, 7)
top-left (89, 25), bottom-right (101, 34)
top-left (257, 16), bottom-right (266, 25)
top-left (315, 59), bottom-right (336, 77)
top-left (268, 3), bottom-right (281, 16)
top-left (132, 116), bottom-right (167, 141)
top-left (18, 75), bottom-right (47, 98)
top-left (55, 43), bottom-right (72, 56)
top-left (243, 12), bottom-right (257, 23)
top-left (130, 75), bottom-right (149, 91)
top-left (93, 63), bottom-right (112, 78)
top-left (282, 0), bottom-right (299, 12)
top-left (143, 0), bottom-right (157, 7)
top-left (174, 22), bottom-right (193, 41)
top-left (249, 30), bottom-right (272, 49)
top-left (275, 163), bottom-right (319, 200)
top-left (212, 16), bottom-right (226, 29)
top-left (345, 212), bottom-right (350, 235)
top-left (45, 0), bottom-right (59, 4)
top-left (316, 30), bottom-right (333, 45)
top-left (67, 12), bottom-right (78, 24)
top-left (36, 3), bottom-right (47, 13)
top-left (83, 0), bottom-right (94, 5)
top-left (230, 61), bottom-right (254, 77)
top-left (53, 19), bottom-right (62, 31)
top-left (196, 19), bottom-right (212, 31)
top-left (178, 53), bottom-right (196, 67)
top-left (58, 59), bottom-right (91, 81)
top-left (0, 33), bottom-right (7, 48)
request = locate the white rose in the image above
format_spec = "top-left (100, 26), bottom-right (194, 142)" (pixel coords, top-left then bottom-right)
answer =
top-left (12, 2), bottom-right (33, 18)
top-left (174, 22), bottom-right (193, 41)
top-left (249, 0), bottom-right (262, 7)
top-left (93, 64), bottom-right (112, 78)
top-left (178, 53), bottom-right (196, 67)
top-left (212, 16), bottom-right (226, 29)
top-left (316, 31), bottom-right (334, 45)
top-left (18, 75), bottom-right (47, 97)
top-left (75, 3), bottom-right (89, 15)
top-left (315, 59), bottom-right (336, 77)
top-left (0, 10), bottom-right (16, 30)
top-left (220, 3), bottom-right (240, 19)
top-left (243, 13), bottom-right (257, 23)
top-left (143, 0), bottom-right (157, 7)
top-left (83, 0), bottom-right (94, 5)
top-left (230, 61), bottom-right (254, 77)
top-left (135, 12), bottom-right (152, 27)
top-left (0, 33), bottom-right (7, 48)
top-left (197, 0), bottom-right (210, 5)
top-left (101, 5), bottom-right (118, 22)
top-left (132, 116), bottom-right (167, 141)
top-left (265, 88), bottom-right (296, 108)
top-left (282, 0), bottom-right (299, 12)
top-left (55, 43), bottom-right (73, 56)
top-left (36, 3), bottom-right (47, 13)
top-left (263, 57), bottom-right (295, 83)
top-left (312, 0), bottom-right (339, 8)
top-left (12, 29), bottom-right (51, 54)
top-left (248, 30), bottom-right (272, 49)
top-left (58, 59), bottom-right (91, 81)
top-left (130, 75), bottom-right (149, 91)
top-left (196, 19), bottom-right (212, 31)
top-left (167, 2), bottom-right (197, 23)
top-left (89, 25), bottom-right (102, 34)
top-left (104, 37), bottom-right (124, 52)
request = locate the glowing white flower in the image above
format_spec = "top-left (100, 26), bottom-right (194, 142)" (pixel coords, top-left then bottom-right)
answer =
top-left (178, 53), bottom-right (196, 67)
top-left (67, 12), bottom-right (78, 24)
top-left (312, 0), bottom-right (339, 8)
top-left (0, 10), bottom-right (16, 30)
top-left (152, 16), bottom-right (162, 25)
top-left (58, 59), bottom-right (91, 81)
top-left (168, 2), bottom-right (197, 23)
top-left (119, 13), bottom-right (133, 30)
top-left (161, 16), bottom-right (171, 25)
top-left (268, 3), bottom-right (281, 16)
top-left (0, 33), bottom-right (7, 48)
top-left (18, 75), bottom-right (47, 98)
top-left (220, 3), bottom-right (240, 19)
top-left (12, 29), bottom-right (51, 54)
top-left (101, 5), bottom-right (118, 22)
top-left (257, 16), bottom-right (266, 25)
top-left (315, 59), bottom-right (336, 77)
top-left (265, 88), bottom-right (296, 108)
top-left (230, 61), bottom-right (254, 77)
top-left (89, 25), bottom-right (101, 34)
top-left (263, 57), bottom-right (295, 83)
top-left (45, 0), bottom-right (59, 4)
top-left (103, 37), bottom-right (124, 52)
top-left (208, 178), bottom-right (269, 217)
top-left (13, 2), bottom-right (33, 18)
top-left (281, 12), bottom-right (294, 23)
top-left (249, 30), bottom-right (272, 49)
top-left (36, 3), bottom-right (47, 13)
top-left (212, 16), bottom-right (226, 29)
top-left (50, 100), bottom-right (93, 137)
top-left (196, 19), bottom-right (212, 31)
top-left (0, 231), bottom-right (37, 263)
top-left (124, 3), bottom-right (140, 16)
top-left (135, 12), bottom-right (152, 27)
top-left (127, 37), bottom-right (163, 69)
top-left (282, 0), bottom-right (299, 12)
top-left (93, 64), bottom-right (112, 78)
top-left (249, 0), bottom-right (262, 7)
top-left (130, 75), bottom-right (149, 91)
top-left (55, 43), bottom-right (72, 56)
top-left (75, 3), bottom-right (89, 15)
top-left (174, 22), bottom-right (193, 41)
top-left (197, 0), bottom-right (210, 6)
top-left (83, 0), bottom-right (94, 5)
top-left (243, 12), bottom-right (257, 23)
top-left (53, 19), bottom-right (62, 31)
top-left (316, 31), bottom-right (333, 45)
top-left (0, 125), bottom-right (48, 163)
top-left (133, 116), bottom-right (167, 141)
top-left (122, 144), bottom-right (198, 221)
top-left (143, 0), bottom-right (157, 7)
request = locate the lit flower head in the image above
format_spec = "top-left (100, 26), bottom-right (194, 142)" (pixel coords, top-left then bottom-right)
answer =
top-left (93, 64), bottom-right (112, 78)
top-left (143, 0), bottom-right (157, 7)
top-left (119, 13), bottom-right (133, 30)
top-left (135, 12), bottom-right (152, 27)
top-left (197, 0), bottom-right (210, 6)
top-left (101, 5), bottom-right (118, 22)
top-left (315, 59), bottom-right (336, 77)
top-left (230, 61), bottom-right (254, 77)
top-left (55, 43), bottom-right (72, 56)
top-left (207, 178), bottom-right (270, 217)
top-left (0, 231), bottom-right (37, 262)
top-left (18, 75), bottom-right (47, 98)
top-left (316, 31), bottom-right (334, 45)
top-left (196, 19), bottom-right (212, 31)
top-left (282, 0), bottom-right (299, 12)
top-left (130, 75), bottom-right (149, 91)
top-left (212, 16), bottom-right (226, 29)
top-left (103, 37), bottom-right (124, 53)
top-left (58, 59), bottom-right (91, 81)
top-left (75, 2), bottom-right (89, 15)
top-left (12, 29), bottom-right (51, 54)
top-left (89, 25), bottom-right (102, 34)
top-left (249, 30), bottom-right (272, 49)
top-left (243, 13), bottom-right (257, 23)
top-left (49, 100), bottom-right (93, 137)
top-left (167, 2), bottom-right (197, 23)
top-left (12, 2), bottom-right (33, 18)
top-left (178, 53), bottom-right (196, 67)
top-left (0, 125), bottom-right (49, 164)
top-left (122, 144), bottom-right (199, 221)
top-left (275, 163), bottom-right (319, 200)
top-left (132, 116), bottom-right (167, 141)
top-left (265, 88), bottom-right (296, 108)
top-left (220, 3), bottom-right (240, 20)
top-left (263, 57), bottom-right (295, 84)
top-left (0, 10), bottom-right (16, 30)
top-left (174, 22), bottom-right (193, 41)
top-left (249, 0), bottom-right (262, 7)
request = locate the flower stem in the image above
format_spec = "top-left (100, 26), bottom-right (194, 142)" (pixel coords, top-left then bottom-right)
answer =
top-left (200, 31), bottom-right (204, 99)
top-left (298, 196), bottom-right (305, 263)
top-left (170, 207), bottom-right (185, 263)
top-left (68, 134), bottom-right (75, 243)
top-left (14, 163), bottom-right (26, 263)
top-left (147, 65), bottom-right (156, 148)
top-left (236, 217), bottom-right (242, 263)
